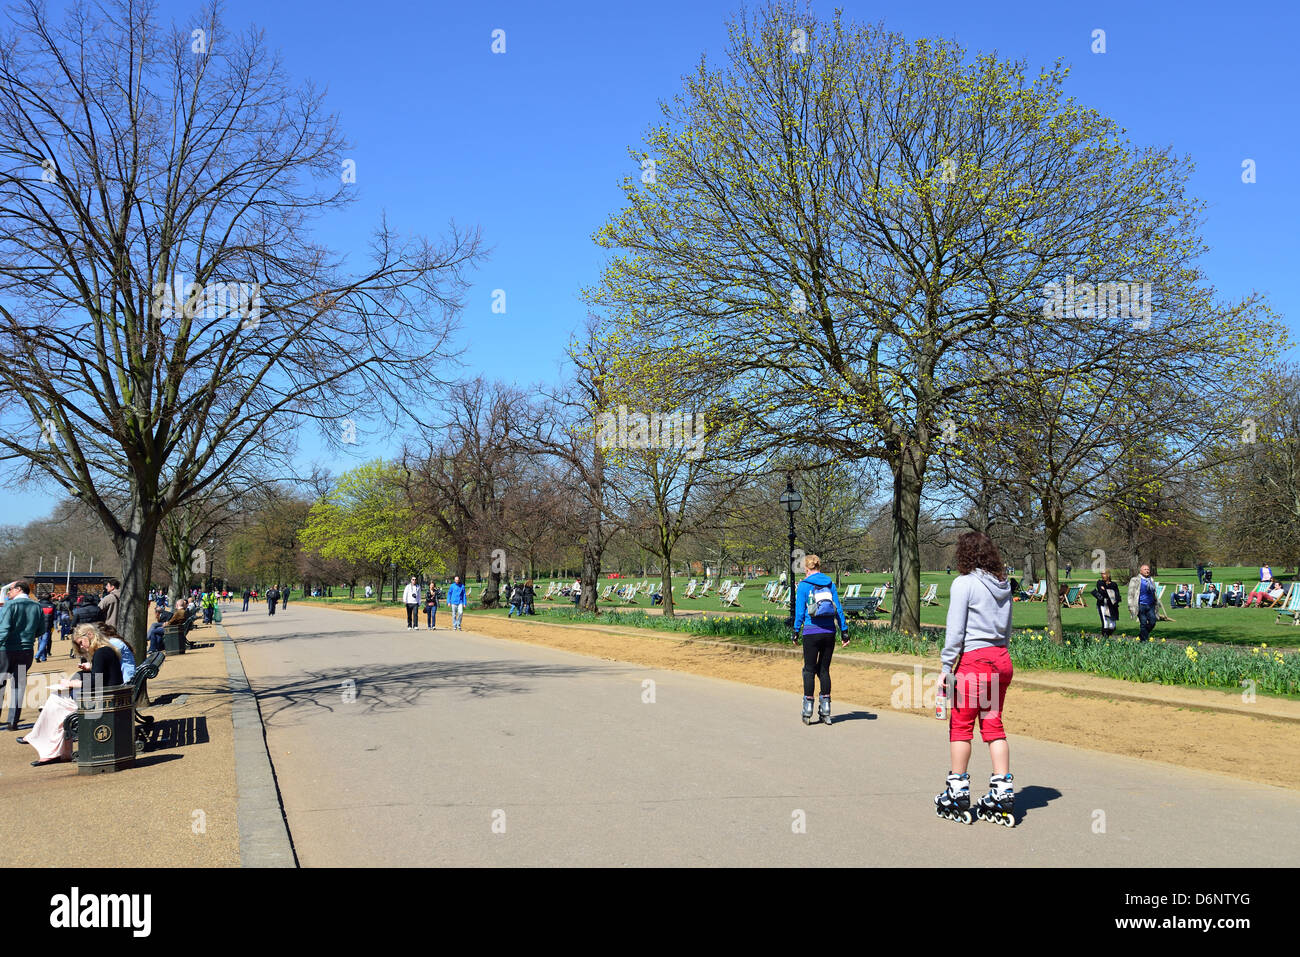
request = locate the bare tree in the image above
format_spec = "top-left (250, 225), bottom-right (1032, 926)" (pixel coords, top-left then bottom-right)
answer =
top-left (511, 318), bottom-right (623, 614)
top-left (0, 1), bottom-right (482, 653)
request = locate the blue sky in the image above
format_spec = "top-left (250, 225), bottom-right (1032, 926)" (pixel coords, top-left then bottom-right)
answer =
top-left (12, 0), bottom-right (1299, 522)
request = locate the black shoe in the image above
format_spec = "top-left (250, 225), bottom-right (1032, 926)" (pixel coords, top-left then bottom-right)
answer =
top-left (31, 758), bottom-right (65, 767)
top-left (16, 737), bottom-right (27, 744)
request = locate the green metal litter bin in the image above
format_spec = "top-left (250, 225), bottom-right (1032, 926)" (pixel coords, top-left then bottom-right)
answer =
top-left (162, 623), bottom-right (186, 655)
top-left (70, 683), bottom-right (137, 774)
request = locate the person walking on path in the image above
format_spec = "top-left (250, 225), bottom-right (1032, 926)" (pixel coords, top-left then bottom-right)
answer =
top-left (281, 586), bottom-right (290, 609)
top-left (242, 587), bottom-right (251, 612)
top-left (98, 579), bottom-right (121, 630)
top-left (267, 585), bottom-right (280, 616)
top-left (35, 593), bottom-right (55, 663)
top-left (0, 580), bottom-right (43, 730)
top-left (424, 583), bottom-right (439, 629)
top-left (446, 577), bottom-right (467, 631)
top-left (1092, 570), bottom-right (1121, 638)
top-left (403, 576), bottom-right (421, 629)
top-left (934, 532), bottom-right (1016, 827)
top-left (791, 554), bottom-right (848, 726)
top-left (1127, 564), bottom-right (1159, 641)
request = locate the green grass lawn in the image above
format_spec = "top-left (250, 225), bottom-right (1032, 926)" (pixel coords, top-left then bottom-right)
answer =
top-left (517, 567), bottom-right (1300, 648)
top-left (296, 572), bottom-right (1300, 695)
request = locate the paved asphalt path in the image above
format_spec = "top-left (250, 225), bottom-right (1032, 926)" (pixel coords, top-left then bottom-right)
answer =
top-left (229, 603), bottom-right (1300, 867)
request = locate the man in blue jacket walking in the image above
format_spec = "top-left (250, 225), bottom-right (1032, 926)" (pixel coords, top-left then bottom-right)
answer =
top-left (446, 576), bottom-right (467, 631)
top-left (792, 555), bottom-right (848, 726)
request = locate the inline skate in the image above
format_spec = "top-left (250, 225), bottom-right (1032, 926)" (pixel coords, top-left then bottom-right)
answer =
top-left (801, 696), bottom-right (815, 725)
top-left (818, 694), bottom-right (832, 726)
top-left (934, 772), bottom-right (972, 824)
top-left (975, 773), bottom-right (1016, 827)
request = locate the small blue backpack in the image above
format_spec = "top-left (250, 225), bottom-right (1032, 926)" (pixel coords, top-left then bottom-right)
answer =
top-left (808, 581), bottom-right (837, 617)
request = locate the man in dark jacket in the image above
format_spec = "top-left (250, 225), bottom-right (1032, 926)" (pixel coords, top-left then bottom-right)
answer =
top-left (71, 594), bottom-right (106, 626)
top-left (1, 580), bottom-right (44, 729)
top-left (242, 587), bottom-right (251, 611)
top-left (267, 586), bottom-right (280, 616)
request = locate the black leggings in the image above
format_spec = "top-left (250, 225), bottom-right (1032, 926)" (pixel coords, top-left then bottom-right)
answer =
top-left (802, 634), bottom-right (835, 697)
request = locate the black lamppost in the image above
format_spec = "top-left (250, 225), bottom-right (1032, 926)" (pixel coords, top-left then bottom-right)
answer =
top-left (390, 561), bottom-right (398, 603)
top-left (779, 475), bottom-right (802, 627)
top-left (206, 537), bottom-right (215, 593)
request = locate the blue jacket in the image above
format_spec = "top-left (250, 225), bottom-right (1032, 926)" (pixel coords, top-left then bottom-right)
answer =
top-left (793, 573), bottom-right (847, 636)
top-left (107, 637), bottom-right (137, 683)
top-left (446, 583), bottom-right (467, 605)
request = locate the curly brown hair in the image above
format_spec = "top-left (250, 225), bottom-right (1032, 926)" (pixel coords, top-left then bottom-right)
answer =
top-left (954, 532), bottom-right (1006, 581)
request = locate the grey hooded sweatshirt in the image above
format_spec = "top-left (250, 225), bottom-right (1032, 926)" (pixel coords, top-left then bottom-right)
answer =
top-left (941, 569), bottom-right (1013, 675)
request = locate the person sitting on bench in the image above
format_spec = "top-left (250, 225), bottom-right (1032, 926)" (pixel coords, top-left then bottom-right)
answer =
top-left (20, 624), bottom-right (123, 766)
top-left (148, 607), bottom-right (169, 654)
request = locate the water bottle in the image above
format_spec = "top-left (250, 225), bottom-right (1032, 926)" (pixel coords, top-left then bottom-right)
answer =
top-left (935, 679), bottom-right (948, 720)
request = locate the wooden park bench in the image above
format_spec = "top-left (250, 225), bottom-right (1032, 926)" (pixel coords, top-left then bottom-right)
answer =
top-left (63, 650), bottom-right (166, 772)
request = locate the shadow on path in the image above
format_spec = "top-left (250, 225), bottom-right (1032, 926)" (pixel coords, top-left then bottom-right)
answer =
top-left (243, 658), bottom-right (616, 726)
top-left (832, 710), bottom-right (877, 724)
top-left (142, 716), bottom-right (210, 751)
top-left (1015, 784), bottom-right (1063, 823)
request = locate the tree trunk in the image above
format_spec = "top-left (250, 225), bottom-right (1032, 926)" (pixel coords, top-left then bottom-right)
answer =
top-left (115, 509), bottom-right (161, 662)
top-left (890, 443), bottom-right (925, 634)
top-left (1043, 503), bottom-right (1064, 644)
top-left (660, 564), bottom-right (674, 619)
top-left (168, 561), bottom-right (187, 602)
top-left (1125, 523), bottom-right (1140, 580)
top-left (580, 543), bottom-right (601, 613)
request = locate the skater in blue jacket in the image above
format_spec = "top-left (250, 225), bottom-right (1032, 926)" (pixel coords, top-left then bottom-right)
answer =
top-left (792, 555), bottom-right (848, 725)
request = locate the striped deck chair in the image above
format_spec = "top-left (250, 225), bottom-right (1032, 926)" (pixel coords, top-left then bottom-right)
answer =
top-left (720, 583), bottom-right (745, 607)
top-left (683, 579), bottom-right (698, 599)
top-left (870, 585), bottom-right (890, 613)
top-left (1027, 581), bottom-right (1047, 602)
top-left (693, 580), bottom-right (712, 599)
top-left (920, 583), bottom-right (940, 606)
top-left (1064, 585), bottom-right (1085, 608)
top-left (1274, 583), bottom-right (1300, 625)
top-left (1154, 583), bottom-right (1175, 621)
top-left (600, 584), bottom-right (614, 599)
